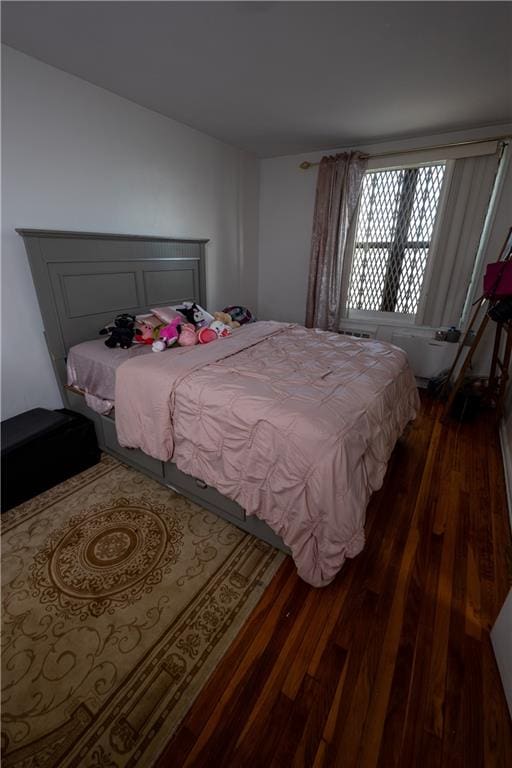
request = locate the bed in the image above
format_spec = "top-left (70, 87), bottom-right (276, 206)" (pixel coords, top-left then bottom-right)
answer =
top-left (19, 229), bottom-right (419, 587)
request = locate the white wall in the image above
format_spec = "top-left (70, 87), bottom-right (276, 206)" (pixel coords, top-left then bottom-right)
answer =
top-left (1, 46), bottom-right (259, 419)
top-left (258, 124), bottom-right (512, 331)
top-left (492, 589), bottom-right (512, 718)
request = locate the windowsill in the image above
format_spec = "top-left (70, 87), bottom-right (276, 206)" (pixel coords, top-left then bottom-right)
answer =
top-left (341, 314), bottom-right (441, 337)
top-left (347, 310), bottom-right (416, 326)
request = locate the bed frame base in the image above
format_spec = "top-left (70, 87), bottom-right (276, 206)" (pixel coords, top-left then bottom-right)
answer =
top-left (65, 390), bottom-right (290, 554)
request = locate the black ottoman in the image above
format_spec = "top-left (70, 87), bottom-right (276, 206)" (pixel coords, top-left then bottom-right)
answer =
top-left (1, 408), bottom-right (100, 512)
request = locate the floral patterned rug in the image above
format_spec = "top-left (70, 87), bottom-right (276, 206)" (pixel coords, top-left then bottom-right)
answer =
top-left (1, 455), bottom-right (284, 767)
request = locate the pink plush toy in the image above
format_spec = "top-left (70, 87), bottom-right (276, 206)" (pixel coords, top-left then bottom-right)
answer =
top-left (152, 317), bottom-right (182, 352)
top-left (134, 314), bottom-right (161, 345)
top-left (137, 325), bottom-right (154, 345)
top-left (197, 327), bottom-right (218, 344)
top-left (178, 323), bottom-right (198, 346)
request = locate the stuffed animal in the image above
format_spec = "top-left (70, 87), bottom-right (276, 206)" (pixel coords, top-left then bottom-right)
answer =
top-left (137, 325), bottom-right (154, 345)
top-left (214, 311), bottom-right (240, 329)
top-left (197, 327), bottom-right (218, 344)
top-left (178, 323), bottom-right (198, 346)
top-left (223, 305), bottom-right (254, 325)
top-left (134, 315), bottom-right (159, 345)
top-left (179, 302), bottom-right (207, 327)
top-left (209, 319), bottom-right (232, 338)
top-left (152, 317), bottom-right (182, 352)
top-left (99, 313), bottom-right (138, 349)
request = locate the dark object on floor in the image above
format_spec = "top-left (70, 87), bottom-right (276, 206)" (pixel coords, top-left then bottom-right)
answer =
top-left (427, 369), bottom-right (450, 398)
top-left (449, 377), bottom-right (487, 422)
top-left (451, 390), bottom-right (482, 421)
top-left (1, 408), bottom-right (100, 512)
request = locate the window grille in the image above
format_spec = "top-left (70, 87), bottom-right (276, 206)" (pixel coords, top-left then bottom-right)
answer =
top-left (348, 163), bottom-right (446, 315)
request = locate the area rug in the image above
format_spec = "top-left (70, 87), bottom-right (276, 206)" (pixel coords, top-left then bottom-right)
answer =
top-left (1, 455), bottom-right (285, 767)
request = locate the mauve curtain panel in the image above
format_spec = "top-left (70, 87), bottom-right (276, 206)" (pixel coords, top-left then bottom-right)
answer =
top-left (306, 152), bottom-right (367, 330)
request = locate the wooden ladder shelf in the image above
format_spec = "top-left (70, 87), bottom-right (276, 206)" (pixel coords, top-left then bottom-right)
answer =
top-left (442, 227), bottom-right (512, 422)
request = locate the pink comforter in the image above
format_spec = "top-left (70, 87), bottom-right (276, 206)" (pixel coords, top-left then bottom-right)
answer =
top-left (115, 321), bottom-right (419, 587)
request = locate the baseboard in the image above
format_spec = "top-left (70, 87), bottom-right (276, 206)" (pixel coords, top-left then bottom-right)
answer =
top-left (498, 420), bottom-right (512, 532)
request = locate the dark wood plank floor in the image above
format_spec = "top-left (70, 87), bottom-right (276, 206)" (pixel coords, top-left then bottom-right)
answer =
top-left (157, 394), bottom-right (512, 767)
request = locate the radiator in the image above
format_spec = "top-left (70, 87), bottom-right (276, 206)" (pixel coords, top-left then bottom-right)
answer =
top-left (338, 329), bottom-right (374, 339)
top-left (392, 333), bottom-right (457, 379)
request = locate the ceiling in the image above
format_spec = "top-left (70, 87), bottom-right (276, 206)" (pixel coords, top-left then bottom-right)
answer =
top-left (2, 1), bottom-right (511, 158)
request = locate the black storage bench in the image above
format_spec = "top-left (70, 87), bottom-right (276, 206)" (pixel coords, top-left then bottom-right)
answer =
top-left (1, 408), bottom-right (100, 512)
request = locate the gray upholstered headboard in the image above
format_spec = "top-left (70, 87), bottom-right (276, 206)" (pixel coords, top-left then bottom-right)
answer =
top-left (18, 229), bottom-right (208, 390)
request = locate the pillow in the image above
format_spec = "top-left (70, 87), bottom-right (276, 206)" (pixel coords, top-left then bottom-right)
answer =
top-left (135, 313), bottom-right (162, 329)
top-left (150, 306), bottom-right (186, 324)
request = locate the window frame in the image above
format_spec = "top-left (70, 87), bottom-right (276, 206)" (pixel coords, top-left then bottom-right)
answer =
top-left (346, 158), bottom-right (454, 327)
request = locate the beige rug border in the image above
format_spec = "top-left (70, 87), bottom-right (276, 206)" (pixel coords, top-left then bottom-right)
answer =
top-left (143, 547), bottom-right (284, 767)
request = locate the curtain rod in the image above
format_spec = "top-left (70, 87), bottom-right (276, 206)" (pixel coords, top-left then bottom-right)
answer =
top-left (298, 135), bottom-right (511, 170)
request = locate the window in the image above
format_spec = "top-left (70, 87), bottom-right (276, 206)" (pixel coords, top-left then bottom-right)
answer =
top-left (348, 163), bottom-right (446, 317)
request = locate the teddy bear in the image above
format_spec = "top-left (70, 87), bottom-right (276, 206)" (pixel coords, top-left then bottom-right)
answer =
top-left (213, 311), bottom-right (240, 329)
top-left (152, 317), bottom-right (182, 352)
top-left (99, 313), bottom-right (138, 349)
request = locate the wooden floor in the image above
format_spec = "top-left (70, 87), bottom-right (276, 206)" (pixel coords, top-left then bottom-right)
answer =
top-left (157, 395), bottom-right (512, 768)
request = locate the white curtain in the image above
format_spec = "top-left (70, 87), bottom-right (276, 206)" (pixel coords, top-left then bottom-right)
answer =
top-left (418, 151), bottom-right (501, 328)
